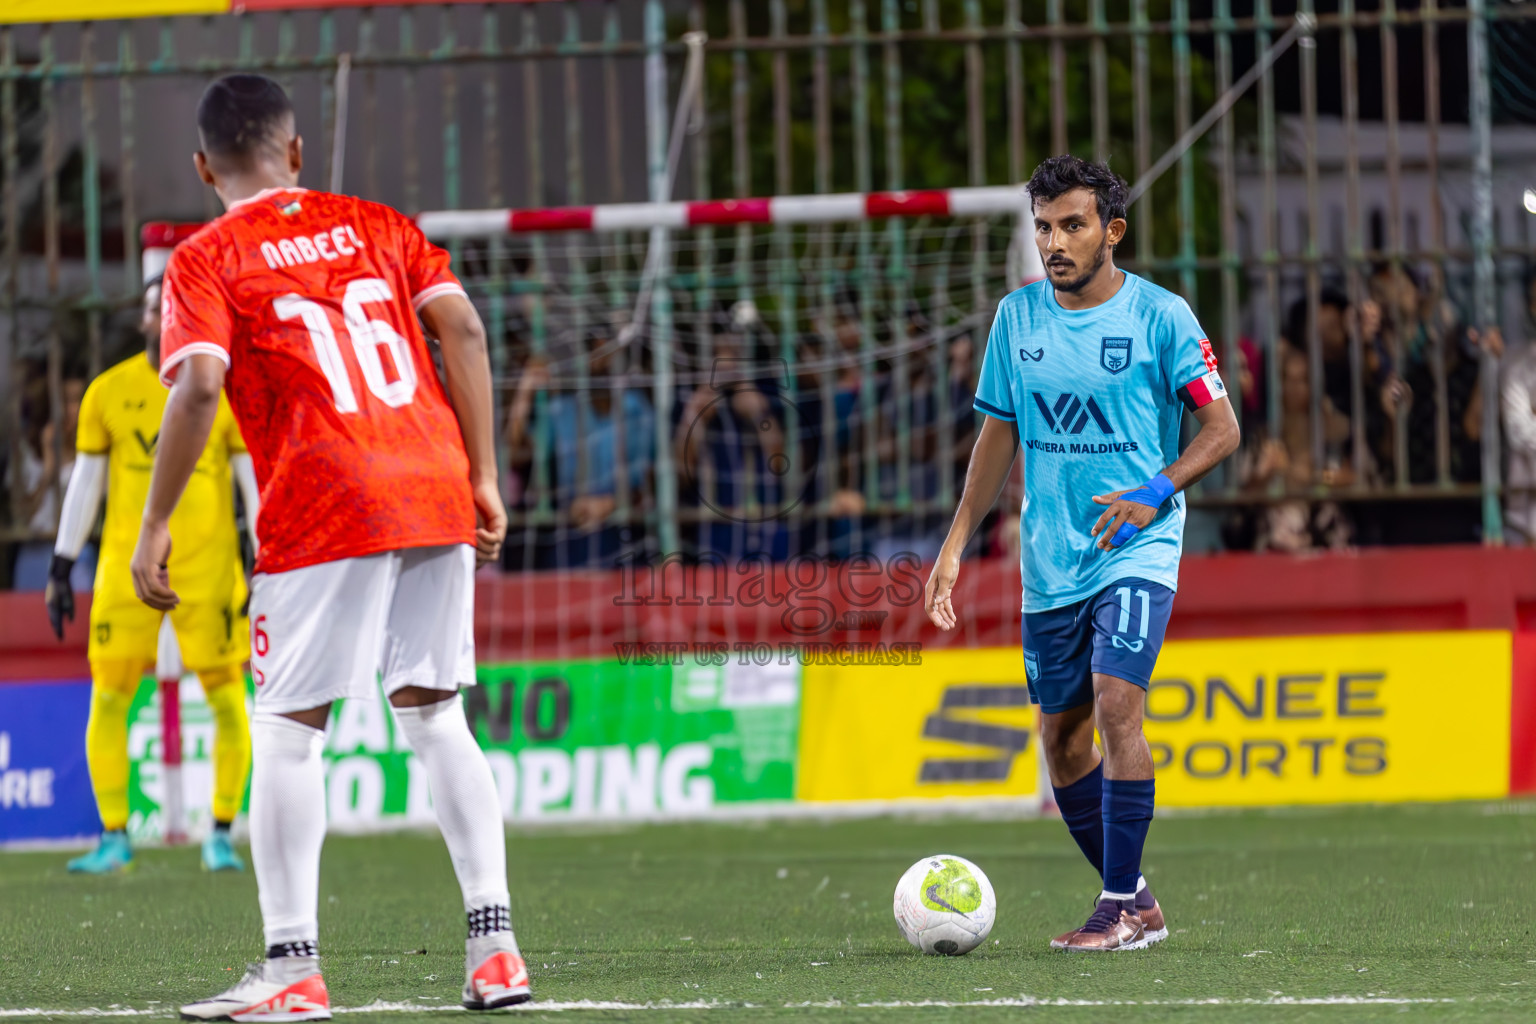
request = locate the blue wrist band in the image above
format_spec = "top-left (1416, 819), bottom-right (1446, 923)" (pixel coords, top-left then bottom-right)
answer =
top-left (1108, 473), bottom-right (1176, 548)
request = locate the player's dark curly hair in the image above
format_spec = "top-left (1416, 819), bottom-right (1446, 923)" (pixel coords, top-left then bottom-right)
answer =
top-left (1026, 155), bottom-right (1129, 227)
top-left (197, 74), bottom-right (294, 165)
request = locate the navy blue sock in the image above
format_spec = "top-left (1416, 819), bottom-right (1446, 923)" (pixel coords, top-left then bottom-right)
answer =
top-left (1102, 777), bottom-right (1155, 897)
top-left (1052, 761), bottom-right (1105, 876)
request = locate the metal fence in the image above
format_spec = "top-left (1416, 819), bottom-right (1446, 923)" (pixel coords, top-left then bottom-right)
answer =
top-left (3, 0), bottom-right (1535, 583)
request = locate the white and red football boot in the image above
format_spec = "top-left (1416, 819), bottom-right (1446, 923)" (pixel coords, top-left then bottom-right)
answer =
top-left (461, 934), bottom-right (532, 1011)
top-left (180, 959), bottom-right (331, 1022)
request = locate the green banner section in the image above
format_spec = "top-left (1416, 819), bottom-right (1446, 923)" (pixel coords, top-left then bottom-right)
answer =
top-left (125, 680), bottom-right (217, 843)
top-left (126, 656), bottom-right (800, 841)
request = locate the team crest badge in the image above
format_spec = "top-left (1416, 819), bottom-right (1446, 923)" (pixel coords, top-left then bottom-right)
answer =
top-left (1023, 649), bottom-right (1041, 682)
top-left (1100, 336), bottom-right (1133, 374)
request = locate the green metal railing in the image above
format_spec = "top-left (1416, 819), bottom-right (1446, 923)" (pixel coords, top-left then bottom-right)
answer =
top-left (3, 0), bottom-right (1534, 570)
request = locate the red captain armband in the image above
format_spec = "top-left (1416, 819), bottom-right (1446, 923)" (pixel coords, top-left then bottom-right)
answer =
top-left (1177, 370), bottom-right (1228, 411)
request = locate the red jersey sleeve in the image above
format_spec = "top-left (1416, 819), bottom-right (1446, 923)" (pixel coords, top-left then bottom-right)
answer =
top-left (159, 244), bottom-right (235, 386)
top-left (395, 211), bottom-right (467, 313)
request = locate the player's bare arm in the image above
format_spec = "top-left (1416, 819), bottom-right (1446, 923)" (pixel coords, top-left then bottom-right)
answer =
top-left (420, 292), bottom-right (506, 567)
top-left (130, 353), bottom-right (226, 610)
top-left (925, 414), bottom-right (1019, 631)
top-left (1090, 395), bottom-right (1241, 551)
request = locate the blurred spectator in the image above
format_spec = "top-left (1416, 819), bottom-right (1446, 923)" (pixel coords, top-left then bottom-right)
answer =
top-left (787, 333), bottom-right (865, 557)
top-left (867, 329), bottom-right (978, 563)
top-left (1375, 265), bottom-right (1495, 488)
top-left (1235, 337), bottom-right (1266, 439)
top-left (1502, 271), bottom-right (1536, 545)
top-left (1240, 346), bottom-right (1353, 552)
top-left (1282, 287), bottom-right (1408, 485)
top-left (674, 325), bottom-right (791, 560)
top-left (9, 374), bottom-right (93, 590)
top-left (505, 331), bottom-right (654, 568)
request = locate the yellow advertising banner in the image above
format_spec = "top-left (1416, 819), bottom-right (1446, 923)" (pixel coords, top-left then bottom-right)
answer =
top-left (1146, 631), bottom-right (1511, 807)
top-left (797, 631), bottom-right (1511, 809)
top-left (798, 649), bottom-right (1041, 803)
top-left (0, 0), bottom-right (553, 21)
top-left (0, 1), bottom-right (229, 23)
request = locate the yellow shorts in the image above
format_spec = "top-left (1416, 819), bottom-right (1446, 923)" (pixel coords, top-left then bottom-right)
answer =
top-left (88, 576), bottom-right (249, 671)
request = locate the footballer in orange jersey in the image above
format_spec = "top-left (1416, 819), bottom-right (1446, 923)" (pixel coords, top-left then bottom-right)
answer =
top-left (130, 74), bottom-right (530, 1021)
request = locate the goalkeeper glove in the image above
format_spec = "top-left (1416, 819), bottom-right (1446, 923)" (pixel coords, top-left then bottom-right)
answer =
top-left (45, 554), bottom-right (75, 641)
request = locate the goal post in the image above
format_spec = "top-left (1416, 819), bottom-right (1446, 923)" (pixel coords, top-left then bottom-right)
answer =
top-left (141, 181), bottom-right (1043, 575)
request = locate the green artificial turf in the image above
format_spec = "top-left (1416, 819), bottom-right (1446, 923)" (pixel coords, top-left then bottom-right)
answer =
top-left (3, 802), bottom-right (1535, 1022)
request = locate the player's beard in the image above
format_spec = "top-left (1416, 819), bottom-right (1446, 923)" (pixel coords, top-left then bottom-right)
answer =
top-left (1049, 239), bottom-right (1110, 295)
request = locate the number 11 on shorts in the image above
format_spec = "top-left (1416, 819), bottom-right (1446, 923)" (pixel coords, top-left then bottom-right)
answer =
top-left (1114, 586), bottom-right (1151, 640)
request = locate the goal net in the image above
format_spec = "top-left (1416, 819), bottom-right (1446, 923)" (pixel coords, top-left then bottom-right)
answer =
top-left (142, 186), bottom-right (1043, 665)
top-left (419, 187), bottom-right (1041, 578)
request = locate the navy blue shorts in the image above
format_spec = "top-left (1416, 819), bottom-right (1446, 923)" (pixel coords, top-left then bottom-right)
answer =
top-left (1021, 577), bottom-right (1175, 714)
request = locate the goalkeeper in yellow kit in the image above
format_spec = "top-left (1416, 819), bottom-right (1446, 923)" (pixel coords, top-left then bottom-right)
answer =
top-left (46, 275), bottom-right (258, 874)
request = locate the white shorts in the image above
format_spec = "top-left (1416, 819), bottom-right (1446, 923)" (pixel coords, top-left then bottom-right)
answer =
top-left (249, 544), bottom-right (476, 713)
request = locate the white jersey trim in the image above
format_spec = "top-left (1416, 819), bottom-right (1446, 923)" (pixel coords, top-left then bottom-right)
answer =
top-left (160, 342), bottom-right (231, 386)
top-left (412, 282), bottom-right (468, 312)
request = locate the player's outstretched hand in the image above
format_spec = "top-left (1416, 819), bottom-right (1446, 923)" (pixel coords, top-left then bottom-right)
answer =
top-left (924, 546), bottom-right (961, 631)
top-left (44, 555), bottom-right (75, 640)
top-left (130, 520), bottom-right (179, 611)
top-left (1090, 488), bottom-right (1159, 551)
top-left (472, 479), bottom-right (508, 568)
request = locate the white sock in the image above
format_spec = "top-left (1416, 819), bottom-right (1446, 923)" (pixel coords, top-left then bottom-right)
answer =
top-left (392, 696), bottom-right (512, 918)
top-left (250, 712), bottom-right (328, 953)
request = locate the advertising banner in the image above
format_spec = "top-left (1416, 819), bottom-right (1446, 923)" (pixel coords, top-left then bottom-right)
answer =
top-left (2, 628), bottom-right (1517, 845)
top-left (322, 657), bottom-right (800, 831)
top-left (797, 632), bottom-right (1511, 809)
top-left (124, 677), bottom-right (223, 843)
top-left (111, 656), bottom-right (800, 841)
top-left (1145, 631), bottom-right (1510, 806)
top-left (797, 649), bottom-right (1042, 804)
top-left (0, 0), bottom-right (552, 23)
top-left (0, 1), bottom-right (226, 23)
top-left (0, 681), bottom-right (98, 843)
top-left (231, 1), bottom-right (553, 10)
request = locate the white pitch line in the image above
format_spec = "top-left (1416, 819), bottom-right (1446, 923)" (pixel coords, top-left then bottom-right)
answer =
top-left (0, 995), bottom-right (1468, 1018)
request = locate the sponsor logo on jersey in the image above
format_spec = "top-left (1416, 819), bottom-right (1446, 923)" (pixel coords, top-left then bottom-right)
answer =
top-left (1018, 346), bottom-right (1045, 362)
top-left (1031, 392), bottom-right (1113, 435)
top-left (1100, 336), bottom-right (1133, 374)
top-left (1198, 336), bottom-right (1219, 372)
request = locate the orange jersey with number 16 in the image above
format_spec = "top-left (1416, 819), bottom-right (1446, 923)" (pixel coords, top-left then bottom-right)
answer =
top-left (158, 186), bottom-right (475, 575)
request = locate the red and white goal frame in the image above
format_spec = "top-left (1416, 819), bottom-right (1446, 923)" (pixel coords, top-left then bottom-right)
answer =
top-left (142, 183), bottom-right (1045, 282)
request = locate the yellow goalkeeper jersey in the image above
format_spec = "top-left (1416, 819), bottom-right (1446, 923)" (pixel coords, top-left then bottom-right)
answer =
top-left (76, 353), bottom-right (247, 607)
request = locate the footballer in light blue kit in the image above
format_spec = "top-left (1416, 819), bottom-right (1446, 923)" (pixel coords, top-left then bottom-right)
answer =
top-left (924, 156), bottom-right (1240, 952)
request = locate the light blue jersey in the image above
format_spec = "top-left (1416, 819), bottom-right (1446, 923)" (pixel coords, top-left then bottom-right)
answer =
top-left (974, 271), bottom-right (1227, 612)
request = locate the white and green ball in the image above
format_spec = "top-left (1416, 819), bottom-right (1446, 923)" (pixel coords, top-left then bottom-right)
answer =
top-left (893, 854), bottom-right (997, 955)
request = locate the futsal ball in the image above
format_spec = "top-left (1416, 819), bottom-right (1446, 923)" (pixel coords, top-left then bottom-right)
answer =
top-left (893, 854), bottom-right (997, 955)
